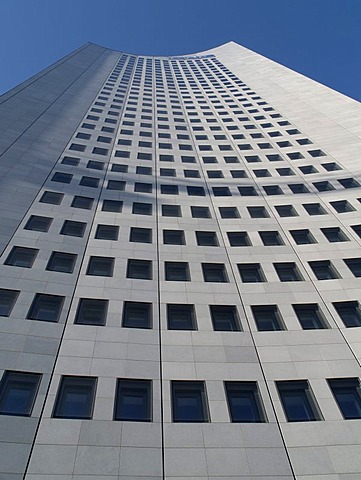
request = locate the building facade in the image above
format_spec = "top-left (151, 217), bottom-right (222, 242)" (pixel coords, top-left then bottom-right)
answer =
top-left (0, 41), bottom-right (361, 479)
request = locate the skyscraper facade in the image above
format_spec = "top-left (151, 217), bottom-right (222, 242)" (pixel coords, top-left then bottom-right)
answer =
top-left (0, 41), bottom-right (360, 479)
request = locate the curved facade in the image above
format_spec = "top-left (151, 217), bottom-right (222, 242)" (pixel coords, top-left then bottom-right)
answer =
top-left (0, 41), bottom-right (360, 479)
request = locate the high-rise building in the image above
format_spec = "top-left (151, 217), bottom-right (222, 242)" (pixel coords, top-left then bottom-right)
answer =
top-left (0, 41), bottom-right (360, 479)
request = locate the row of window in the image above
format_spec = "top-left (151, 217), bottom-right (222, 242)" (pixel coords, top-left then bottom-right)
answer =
top-left (1, 289), bottom-right (360, 329)
top-left (1, 371), bottom-right (360, 422)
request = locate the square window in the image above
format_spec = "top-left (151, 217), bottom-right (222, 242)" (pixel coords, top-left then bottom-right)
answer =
top-left (219, 207), bottom-right (239, 219)
top-left (5, 246), bottom-right (38, 268)
top-left (122, 302), bottom-right (152, 329)
top-left (293, 304), bottom-right (328, 330)
top-left (161, 184), bottom-right (178, 195)
top-left (290, 229), bottom-right (316, 245)
top-left (253, 169), bottom-right (270, 178)
top-left (248, 206), bottom-right (269, 218)
top-left (289, 183), bottom-right (309, 194)
top-left (40, 191), bottom-right (64, 205)
top-left (187, 186), bottom-right (205, 196)
top-left (225, 382), bottom-right (266, 422)
top-left (308, 260), bottom-right (339, 280)
top-left (79, 176), bottom-right (99, 188)
top-left (275, 205), bottom-right (298, 217)
top-left (71, 196), bottom-right (94, 210)
top-left (299, 165), bottom-right (317, 174)
top-left (0, 371), bottom-right (41, 416)
top-left (75, 298), bottom-right (108, 326)
top-left (276, 380), bottom-right (322, 422)
top-left (114, 379), bottom-right (151, 421)
top-left (191, 206), bottom-right (211, 218)
top-left (267, 154), bottom-right (284, 162)
top-left (27, 294), bottom-right (64, 322)
top-left (51, 172), bottom-right (72, 184)
top-left (238, 263), bottom-right (265, 283)
top-left (344, 258), bottom-right (361, 277)
top-left (264, 185), bottom-right (283, 195)
top-left (231, 170), bottom-right (247, 178)
top-left (132, 202), bottom-right (152, 215)
top-left (127, 259), bottom-right (152, 280)
top-left (95, 224), bottom-right (119, 240)
top-left (162, 205), bottom-right (181, 217)
top-left (251, 305), bottom-right (285, 331)
top-left (202, 263), bottom-right (228, 282)
top-left (135, 182), bottom-right (153, 193)
top-left (24, 215), bottom-right (53, 232)
top-left (213, 186), bottom-right (231, 197)
top-left (0, 289), bottom-right (20, 317)
top-left (351, 225), bottom-right (361, 238)
top-left (136, 166), bottom-right (152, 175)
top-left (238, 186), bottom-right (258, 196)
top-left (167, 304), bottom-right (197, 330)
top-left (207, 170), bottom-right (224, 179)
top-left (161, 168), bottom-right (176, 177)
top-left (274, 262), bottom-right (303, 281)
top-left (60, 220), bottom-right (86, 238)
top-left (111, 164), bottom-right (128, 173)
top-left (184, 169), bottom-right (200, 178)
top-left (333, 301), bottom-right (361, 327)
top-left (308, 149), bottom-right (325, 157)
top-left (46, 252), bottom-right (77, 274)
top-left (313, 181), bottom-right (335, 192)
top-left (210, 305), bottom-right (241, 331)
top-left (172, 381), bottom-right (209, 422)
top-left (69, 144), bottom-right (86, 152)
top-left (224, 156), bottom-right (240, 164)
top-left (92, 147), bottom-right (108, 156)
top-left (165, 262), bottom-right (190, 281)
top-left (62, 156), bottom-right (80, 166)
top-left (303, 203), bottom-right (327, 216)
top-left (86, 256), bottom-right (114, 277)
top-left (101, 200), bottom-right (123, 213)
top-left (87, 160), bottom-right (104, 170)
top-left (130, 227), bottom-right (152, 243)
top-left (321, 227), bottom-right (348, 243)
top-left (330, 200), bottom-right (355, 213)
top-left (107, 180), bottom-right (125, 191)
top-left (259, 231), bottom-right (283, 246)
top-left (163, 230), bottom-right (185, 245)
top-left (53, 376), bottom-right (97, 419)
top-left (322, 162), bottom-right (341, 171)
top-left (328, 378), bottom-right (361, 419)
top-left (196, 231), bottom-right (218, 246)
top-left (227, 231), bottom-right (251, 247)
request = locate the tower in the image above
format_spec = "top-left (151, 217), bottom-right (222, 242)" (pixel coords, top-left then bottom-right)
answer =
top-left (0, 41), bottom-right (360, 479)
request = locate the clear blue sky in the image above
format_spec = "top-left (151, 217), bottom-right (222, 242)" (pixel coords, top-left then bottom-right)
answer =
top-left (1, 0), bottom-right (360, 101)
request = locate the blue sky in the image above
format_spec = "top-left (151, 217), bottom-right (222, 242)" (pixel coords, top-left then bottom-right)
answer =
top-left (0, 0), bottom-right (360, 100)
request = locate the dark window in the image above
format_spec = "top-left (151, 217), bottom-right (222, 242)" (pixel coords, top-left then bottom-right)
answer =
top-left (263, 185), bottom-right (283, 195)
top-left (344, 258), bottom-right (361, 277)
top-left (75, 298), bottom-right (108, 326)
top-left (163, 230), bottom-right (185, 245)
top-left (40, 191), bottom-right (64, 205)
top-left (69, 144), bottom-right (86, 152)
top-left (62, 156), bottom-right (80, 166)
top-left (122, 302), bottom-right (152, 329)
top-left (111, 164), bottom-right (128, 173)
top-left (0, 289), bottom-right (20, 317)
top-left (238, 263), bottom-right (265, 283)
top-left (277, 167), bottom-right (294, 176)
top-left (219, 207), bottom-right (240, 219)
top-left (276, 380), bottom-right (322, 422)
top-left (289, 229), bottom-right (316, 245)
top-left (309, 260), bottom-right (339, 280)
top-left (207, 170), bottom-right (224, 179)
top-left (303, 203), bottom-right (327, 216)
top-left (71, 196), bottom-right (94, 210)
top-left (87, 160), bottom-right (104, 170)
top-left (165, 262), bottom-right (190, 281)
top-left (27, 294), bottom-right (64, 322)
top-left (161, 168), bottom-right (176, 177)
top-left (135, 182), bottom-right (152, 193)
top-left (231, 170), bottom-right (247, 178)
top-left (321, 227), bottom-right (349, 243)
top-left (51, 172), bottom-right (72, 184)
top-left (53, 376), bottom-right (97, 419)
top-left (328, 378), bottom-right (361, 419)
top-left (162, 205), bottom-right (181, 217)
top-left (275, 205), bottom-right (298, 217)
top-left (167, 304), bottom-right (197, 330)
top-left (95, 224), bottom-right (119, 241)
top-left (202, 263), bottom-right (228, 282)
top-left (322, 162), bottom-right (341, 171)
top-left (293, 304), bottom-right (328, 330)
top-left (213, 187), bottom-right (231, 197)
top-left (196, 231), bottom-right (218, 246)
top-left (338, 178), bottom-right (360, 189)
top-left (274, 262), bottom-right (303, 281)
top-left (248, 206), bottom-right (269, 218)
top-left (76, 132), bottom-right (91, 140)
top-left (225, 382), bottom-right (266, 423)
top-left (260, 231), bottom-right (284, 246)
top-left (227, 232), bottom-right (251, 247)
top-left (333, 301), bottom-right (361, 328)
top-left (102, 198), bottom-right (124, 213)
top-left (0, 371), bottom-right (41, 416)
top-left (127, 259), bottom-right (152, 280)
top-left (289, 183), bottom-right (309, 194)
top-left (191, 206), bottom-right (211, 218)
top-left (253, 169), bottom-right (270, 178)
top-left (46, 252), bottom-right (77, 274)
top-left (107, 180), bottom-right (125, 191)
top-left (330, 200), bottom-right (355, 213)
top-left (313, 181), bottom-right (335, 192)
top-left (92, 147), bottom-right (108, 156)
top-left (351, 225), bottom-right (361, 238)
top-left (79, 176), bottom-right (99, 188)
top-left (161, 184), bottom-right (178, 195)
top-left (5, 246), bottom-right (38, 268)
top-left (24, 215), bottom-right (53, 232)
top-left (86, 256), bottom-right (114, 277)
top-left (252, 305), bottom-right (285, 331)
top-left (136, 166), bottom-right (152, 175)
top-left (129, 227), bottom-right (152, 243)
top-left (133, 202), bottom-right (152, 215)
top-left (210, 305), bottom-right (241, 331)
top-left (172, 381), bottom-right (209, 422)
top-left (238, 186), bottom-right (258, 196)
top-left (187, 186), bottom-right (205, 196)
top-left (299, 165), bottom-right (317, 174)
top-left (114, 379), bottom-right (152, 421)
